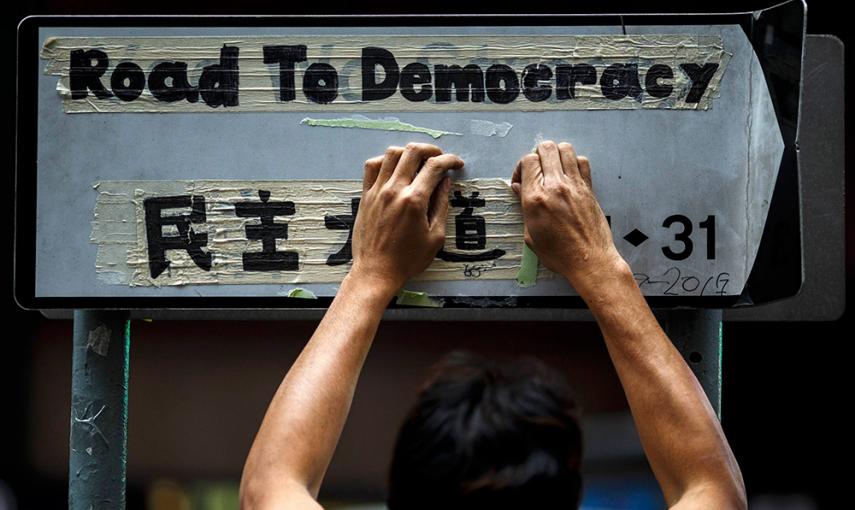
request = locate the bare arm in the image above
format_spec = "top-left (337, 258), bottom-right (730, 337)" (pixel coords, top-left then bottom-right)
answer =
top-left (512, 141), bottom-right (746, 510)
top-left (240, 143), bottom-right (463, 510)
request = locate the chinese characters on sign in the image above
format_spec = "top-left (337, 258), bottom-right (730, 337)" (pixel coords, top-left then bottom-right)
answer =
top-left (89, 179), bottom-right (731, 296)
top-left (437, 191), bottom-right (506, 263)
top-left (92, 179), bottom-right (529, 286)
top-left (142, 188), bottom-right (506, 277)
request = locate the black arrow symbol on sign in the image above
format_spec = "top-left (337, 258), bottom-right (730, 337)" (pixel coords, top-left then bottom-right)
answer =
top-left (623, 229), bottom-right (649, 247)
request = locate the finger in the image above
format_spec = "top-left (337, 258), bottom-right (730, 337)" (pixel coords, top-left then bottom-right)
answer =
top-left (536, 140), bottom-right (564, 185)
top-left (375, 146), bottom-right (405, 186)
top-left (362, 156), bottom-right (384, 193)
top-left (557, 142), bottom-right (584, 186)
top-left (412, 153), bottom-right (464, 198)
top-left (391, 142), bottom-right (443, 185)
top-left (428, 176), bottom-right (453, 232)
top-left (577, 156), bottom-right (592, 189)
top-left (511, 159), bottom-right (524, 197)
top-left (519, 152), bottom-right (542, 192)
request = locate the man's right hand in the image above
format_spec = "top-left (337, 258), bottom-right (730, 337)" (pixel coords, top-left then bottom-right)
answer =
top-left (511, 140), bottom-right (629, 298)
top-left (513, 142), bottom-right (746, 510)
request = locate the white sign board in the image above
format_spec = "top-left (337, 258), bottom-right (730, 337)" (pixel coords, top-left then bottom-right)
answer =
top-left (21, 21), bottom-right (787, 306)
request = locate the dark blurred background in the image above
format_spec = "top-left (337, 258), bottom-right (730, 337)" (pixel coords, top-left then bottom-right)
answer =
top-left (3, 1), bottom-right (850, 509)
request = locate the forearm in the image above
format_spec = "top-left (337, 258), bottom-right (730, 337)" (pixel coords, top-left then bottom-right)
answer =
top-left (241, 271), bottom-right (395, 502)
top-left (579, 262), bottom-right (745, 508)
top-left (512, 139), bottom-right (744, 507)
top-left (240, 143), bottom-right (461, 510)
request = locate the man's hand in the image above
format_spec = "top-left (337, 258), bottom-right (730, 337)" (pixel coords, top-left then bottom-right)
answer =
top-left (511, 140), bottom-right (627, 297)
top-left (511, 141), bottom-right (746, 509)
top-left (351, 143), bottom-right (463, 294)
top-left (241, 142), bottom-right (463, 510)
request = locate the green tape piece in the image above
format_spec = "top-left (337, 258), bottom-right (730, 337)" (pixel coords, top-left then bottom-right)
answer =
top-left (516, 245), bottom-right (539, 287)
top-left (514, 139), bottom-right (544, 287)
top-left (300, 116), bottom-right (461, 139)
top-left (396, 290), bottom-right (444, 308)
top-left (287, 287), bottom-right (318, 299)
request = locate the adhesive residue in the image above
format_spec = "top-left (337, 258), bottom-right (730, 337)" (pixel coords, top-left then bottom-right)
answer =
top-left (470, 120), bottom-right (513, 137)
top-left (87, 325), bottom-right (111, 356)
top-left (301, 115), bottom-right (461, 139)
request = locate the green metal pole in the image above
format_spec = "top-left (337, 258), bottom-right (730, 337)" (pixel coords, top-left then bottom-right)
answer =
top-left (660, 310), bottom-right (723, 419)
top-left (69, 310), bottom-right (130, 510)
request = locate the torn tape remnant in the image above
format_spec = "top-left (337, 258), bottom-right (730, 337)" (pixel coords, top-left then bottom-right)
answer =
top-left (470, 119), bottom-right (513, 137)
top-left (396, 290), bottom-right (444, 308)
top-left (300, 116), bottom-right (461, 139)
top-left (516, 244), bottom-right (540, 287)
top-left (286, 287), bottom-right (318, 299)
top-left (87, 324), bottom-right (111, 356)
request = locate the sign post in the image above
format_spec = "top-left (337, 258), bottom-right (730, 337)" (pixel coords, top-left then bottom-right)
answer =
top-left (69, 310), bottom-right (130, 510)
top-left (661, 310), bottom-right (723, 416)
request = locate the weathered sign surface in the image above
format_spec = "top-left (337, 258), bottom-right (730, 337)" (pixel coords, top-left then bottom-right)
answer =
top-left (28, 24), bottom-right (784, 301)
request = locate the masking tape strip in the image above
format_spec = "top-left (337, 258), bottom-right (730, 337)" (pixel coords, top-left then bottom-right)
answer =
top-left (90, 178), bottom-right (555, 286)
top-left (41, 35), bottom-right (731, 113)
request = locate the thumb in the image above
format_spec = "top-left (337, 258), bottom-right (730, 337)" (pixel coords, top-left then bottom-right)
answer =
top-left (429, 176), bottom-right (452, 233)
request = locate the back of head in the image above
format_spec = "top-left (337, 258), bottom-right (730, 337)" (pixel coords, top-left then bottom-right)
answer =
top-left (387, 351), bottom-right (583, 510)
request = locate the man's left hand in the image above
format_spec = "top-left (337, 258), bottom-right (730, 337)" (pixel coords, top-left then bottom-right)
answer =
top-left (350, 143), bottom-right (464, 295)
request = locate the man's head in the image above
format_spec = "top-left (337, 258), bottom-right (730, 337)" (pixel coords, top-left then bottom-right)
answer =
top-left (387, 351), bottom-right (583, 510)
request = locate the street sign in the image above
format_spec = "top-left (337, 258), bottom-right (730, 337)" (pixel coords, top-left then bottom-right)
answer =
top-left (15, 7), bottom-right (806, 309)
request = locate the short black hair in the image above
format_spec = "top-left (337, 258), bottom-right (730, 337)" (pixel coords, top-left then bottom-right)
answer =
top-left (387, 350), bottom-right (583, 510)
